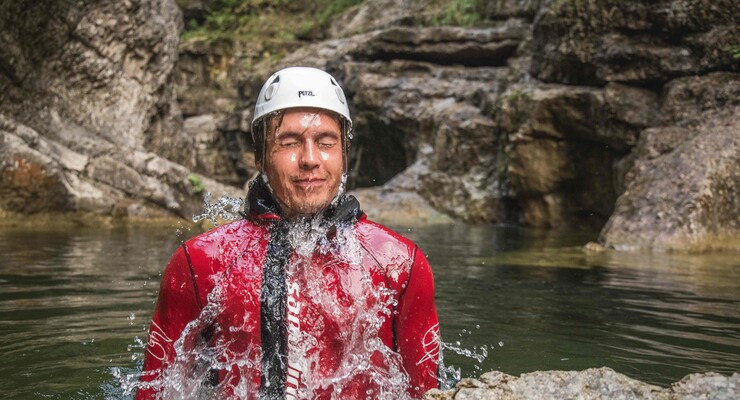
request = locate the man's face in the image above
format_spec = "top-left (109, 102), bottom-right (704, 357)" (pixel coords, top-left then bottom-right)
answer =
top-left (263, 108), bottom-right (344, 218)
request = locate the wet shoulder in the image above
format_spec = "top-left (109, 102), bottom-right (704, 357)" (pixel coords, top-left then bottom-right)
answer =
top-left (357, 218), bottom-right (417, 250)
top-left (357, 218), bottom-right (418, 280)
top-left (183, 218), bottom-right (269, 271)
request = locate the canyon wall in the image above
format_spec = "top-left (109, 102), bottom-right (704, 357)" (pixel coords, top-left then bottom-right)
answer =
top-left (1, 0), bottom-right (738, 250)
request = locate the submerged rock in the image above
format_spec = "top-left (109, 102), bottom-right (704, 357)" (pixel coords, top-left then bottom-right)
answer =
top-left (424, 368), bottom-right (739, 400)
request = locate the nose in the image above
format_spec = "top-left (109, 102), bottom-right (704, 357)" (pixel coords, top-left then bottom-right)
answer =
top-left (299, 141), bottom-right (319, 169)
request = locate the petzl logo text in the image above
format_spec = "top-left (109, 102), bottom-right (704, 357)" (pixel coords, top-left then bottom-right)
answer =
top-left (298, 91), bottom-right (314, 98)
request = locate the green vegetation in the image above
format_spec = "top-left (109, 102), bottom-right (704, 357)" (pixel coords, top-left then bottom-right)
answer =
top-left (726, 45), bottom-right (740, 60)
top-left (179, 0), bottom-right (362, 44)
top-left (188, 173), bottom-right (206, 194)
top-left (426, 0), bottom-right (487, 27)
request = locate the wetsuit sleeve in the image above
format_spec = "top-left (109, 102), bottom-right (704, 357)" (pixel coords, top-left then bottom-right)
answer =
top-left (136, 245), bottom-right (202, 400)
top-left (395, 247), bottom-right (440, 398)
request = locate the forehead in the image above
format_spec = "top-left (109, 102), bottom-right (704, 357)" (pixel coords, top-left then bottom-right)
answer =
top-left (276, 108), bottom-right (342, 133)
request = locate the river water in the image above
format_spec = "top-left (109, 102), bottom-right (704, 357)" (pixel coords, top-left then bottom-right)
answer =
top-left (1, 222), bottom-right (738, 398)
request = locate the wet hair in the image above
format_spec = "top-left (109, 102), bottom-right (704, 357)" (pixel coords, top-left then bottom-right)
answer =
top-left (253, 111), bottom-right (285, 169)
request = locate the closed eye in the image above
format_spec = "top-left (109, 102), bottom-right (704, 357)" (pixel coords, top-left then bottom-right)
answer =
top-left (318, 139), bottom-right (337, 148)
top-left (276, 132), bottom-right (302, 147)
top-left (281, 139), bottom-right (300, 147)
top-left (317, 132), bottom-right (339, 148)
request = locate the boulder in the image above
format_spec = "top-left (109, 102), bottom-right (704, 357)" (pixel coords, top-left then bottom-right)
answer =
top-left (0, 112), bottom-right (241, 220)
top-left (599, 73), bottom-right (740, 251)
top-left (352, 23), bottom-right (529, 67)
top-left (424, 368), bottom-right (739, 400)
top-left (0, 131), bottom-right (73, 214)
top-left (497, 80), bottom-right (659, 227)
top-left (350, 186), bottom-right (453, 227)
top-left (0, 0), bottom-right (245, 221)
top-left (0, 0), bottom-right (191, 163)
top-left (184, 114), bottom-right (251, 186)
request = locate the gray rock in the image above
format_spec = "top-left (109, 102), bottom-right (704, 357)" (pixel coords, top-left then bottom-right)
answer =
top-left (3, 0), bottom-right (738, 252)
top-left (350, 185), bottom-right (453, 227)
top-left (0, 1), bottom-right (249, 221)
top-left (671, 372), bottom-right (740, 400)
top-left (0, 0), bottom-right (185, 155)
top-left (498, 81), bottom-right (654, 227)
top-left (354, 23), bottom-right (529, 67)
top-left (329, 0), bottom-right (416, 38)
top-left (61, 173), bottom-right (117, 214)
top-left (184, 114), bottom-right (248, 186)
top-left (425, 368), bottom-right (739, 400)
top-left (600, 73), bottom-right (740, 251)
top-left (250, 1), bottom-right (734, 237)
top-left (531, 0), bottom-right (739, 85)
top-left (0, 130), bottom-right (72, 213)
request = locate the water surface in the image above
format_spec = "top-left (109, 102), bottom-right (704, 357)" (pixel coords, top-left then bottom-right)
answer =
top-left (1, 222), bottom-right (738, 398)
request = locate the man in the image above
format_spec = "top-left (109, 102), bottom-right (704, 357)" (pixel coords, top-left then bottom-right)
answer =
top-left (136, 67), bottom-right (440, 399)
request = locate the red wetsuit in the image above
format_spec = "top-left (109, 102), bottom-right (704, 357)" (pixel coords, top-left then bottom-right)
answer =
top-left (137, 185), bottom-right (440, 399)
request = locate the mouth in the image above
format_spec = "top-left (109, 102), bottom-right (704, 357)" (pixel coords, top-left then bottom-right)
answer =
top-left (292, 176), bottom-right (326, 189)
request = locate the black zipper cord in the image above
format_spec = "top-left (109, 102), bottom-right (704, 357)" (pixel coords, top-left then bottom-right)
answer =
top-left (259, 221), bottom-right (291, 400)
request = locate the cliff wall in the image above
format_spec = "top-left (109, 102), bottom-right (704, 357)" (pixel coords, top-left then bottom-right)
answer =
top-left (0, 0), bottom-right (239, 221)
top-left (1, 0), bottom-right (738, 250)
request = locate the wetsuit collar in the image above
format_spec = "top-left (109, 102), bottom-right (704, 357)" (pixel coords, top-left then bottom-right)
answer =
top-left (244, 176), bottom-right (363, 224)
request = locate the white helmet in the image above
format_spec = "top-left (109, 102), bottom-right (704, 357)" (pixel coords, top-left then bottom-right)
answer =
top-left (251, 66), bottom-right (353, 176)
top-left (251, 66), bottom-right (352, 134)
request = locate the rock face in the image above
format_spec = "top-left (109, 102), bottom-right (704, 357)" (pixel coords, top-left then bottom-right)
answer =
top-left (224, 0), bottom-right (738, 248)
top-left (599, 73), bottom-right (740, 251)
top-left (531, 0), bottom-right (738, 85)
top-left (0, 0), bottom-right (240, 220)
top-left (424, 368), bottom-right (739, 400)
top-left (1, 0), bottom-right (738, 250)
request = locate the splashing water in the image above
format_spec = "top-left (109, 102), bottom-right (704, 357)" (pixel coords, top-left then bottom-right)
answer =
top-left (115, 336), bottom-right (147, 394)
top-left (279, 218), bottom-right (410, 399)
top-left (117, 194), bottom-right (496, 398)
top-left (436, 326), bottom-right (497, 389)
top-left (192, 192), bottom-right (245, 226)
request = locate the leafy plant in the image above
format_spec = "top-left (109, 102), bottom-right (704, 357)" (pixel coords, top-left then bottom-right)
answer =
top-left (188, 173), bottom-right (206, 194)
top-left (726, 45), bottom-right (740, 60)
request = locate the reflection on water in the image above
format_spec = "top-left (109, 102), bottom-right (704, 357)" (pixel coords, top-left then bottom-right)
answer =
top-left (0, 223), bottom-right (738, 398)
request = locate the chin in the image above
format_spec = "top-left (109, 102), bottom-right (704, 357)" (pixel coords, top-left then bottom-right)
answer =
top-left (293, 197), bottom-right (333, 216)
